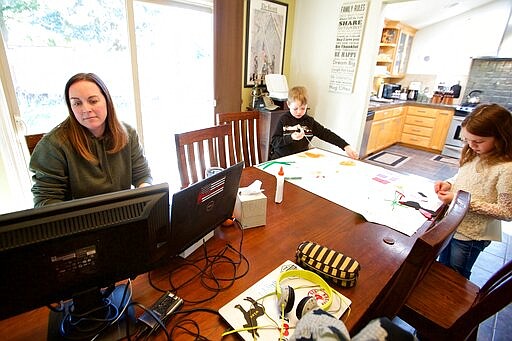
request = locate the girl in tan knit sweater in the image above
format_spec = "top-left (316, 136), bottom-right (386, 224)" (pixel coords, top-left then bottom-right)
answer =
top-left (434, 103), bottom-right (512, 279)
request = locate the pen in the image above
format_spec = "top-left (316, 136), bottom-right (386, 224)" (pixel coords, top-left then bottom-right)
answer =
top-left (285, 177), bottom-right (302, 180)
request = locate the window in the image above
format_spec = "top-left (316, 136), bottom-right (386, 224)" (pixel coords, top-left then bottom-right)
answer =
top-left (0, 0), bottom-right (213, 210)
top-left (2, 0), bottom-right (136, 133)
top-left (133, 1), bottom-right (213, 189)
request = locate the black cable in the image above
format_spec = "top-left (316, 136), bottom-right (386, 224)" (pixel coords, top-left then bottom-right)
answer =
top-left (157, 220), bottom-right (247, 304)
top-left (169, 319), bottom-right (208, 340)
top-left (168, 308), bottom-right (223, 340)
top-left (59, 280), bottom-right (133, 340)
top-left (141, 219), bottom-right (250, 337)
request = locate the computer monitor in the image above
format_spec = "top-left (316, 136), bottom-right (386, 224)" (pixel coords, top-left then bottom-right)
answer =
top-left (169, 162), bottom-right (244, 257)
top-left (0, 183), bottom-right (171, 339)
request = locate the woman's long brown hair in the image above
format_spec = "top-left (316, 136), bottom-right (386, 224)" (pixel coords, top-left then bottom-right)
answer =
top-left (459, 103), bottom-right (512, 166)
top-left (62, 73), bottom-right (128, 164)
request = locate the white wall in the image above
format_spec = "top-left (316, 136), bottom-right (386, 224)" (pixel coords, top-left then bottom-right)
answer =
top-left (407, 0), bottom-right (511, 92)
top-left (288, 0), bottom-right (383, 154)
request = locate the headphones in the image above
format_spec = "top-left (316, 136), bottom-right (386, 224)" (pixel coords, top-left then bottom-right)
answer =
top-left (276, 269), bottom-right (333, 319)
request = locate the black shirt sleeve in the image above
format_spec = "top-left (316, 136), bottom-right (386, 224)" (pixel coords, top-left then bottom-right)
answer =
top-left (310, 118), bottom-right (349, 150)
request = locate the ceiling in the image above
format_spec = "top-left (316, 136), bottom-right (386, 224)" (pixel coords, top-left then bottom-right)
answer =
top-left (382, 0), bottom-right (498, 29)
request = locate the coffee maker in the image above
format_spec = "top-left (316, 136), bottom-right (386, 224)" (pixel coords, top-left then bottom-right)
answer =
top-left (407, 82), bottom-right (421, 101)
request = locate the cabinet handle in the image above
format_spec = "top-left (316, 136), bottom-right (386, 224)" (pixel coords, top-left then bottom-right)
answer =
top-left (412, 129), bottom-right (420, 132)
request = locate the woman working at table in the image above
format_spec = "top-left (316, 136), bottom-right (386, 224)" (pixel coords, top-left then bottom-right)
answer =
top-left (30, 72), bottom-right (152, 207)
top-left (269, 86), bottom-right (359, 160)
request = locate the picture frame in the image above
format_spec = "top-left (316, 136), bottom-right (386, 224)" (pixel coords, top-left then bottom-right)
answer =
top-left (244, 0), bottom-right (288, 88)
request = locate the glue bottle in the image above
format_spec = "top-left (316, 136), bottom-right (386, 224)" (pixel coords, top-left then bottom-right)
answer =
top-left (275, 166), bottom-right (284, 203)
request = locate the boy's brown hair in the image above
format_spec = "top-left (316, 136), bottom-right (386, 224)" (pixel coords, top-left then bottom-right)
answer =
top-left (288, 86), bottom-right (308, 105)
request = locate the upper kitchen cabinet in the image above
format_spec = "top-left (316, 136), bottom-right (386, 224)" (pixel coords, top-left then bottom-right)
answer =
top-left (376, 19), bottom-right (417, 79)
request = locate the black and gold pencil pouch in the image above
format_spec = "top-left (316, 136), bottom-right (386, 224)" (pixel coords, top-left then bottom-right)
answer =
top-left (296, 241), bottom-right (361, 288)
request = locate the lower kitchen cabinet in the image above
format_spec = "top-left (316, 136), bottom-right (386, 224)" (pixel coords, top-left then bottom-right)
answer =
top-left (365, 104), bottom-right (454, 155)
top-left (400, 106), bottom-right (453, 151)
top-left (367, 107), bottom-right (403, 154)
top-left (430, 109), bottom-right (454, 150)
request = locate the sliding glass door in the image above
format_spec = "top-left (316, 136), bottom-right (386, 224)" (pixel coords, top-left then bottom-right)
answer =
top-left (133, 1), bottom-right (213, 190)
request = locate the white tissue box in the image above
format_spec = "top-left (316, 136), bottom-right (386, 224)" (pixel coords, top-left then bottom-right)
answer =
top-left (234, 190), bottom-right (267, 229)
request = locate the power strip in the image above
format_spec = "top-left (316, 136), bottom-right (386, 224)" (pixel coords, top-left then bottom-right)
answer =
top-left (138, 292), bottom-right (183, 330)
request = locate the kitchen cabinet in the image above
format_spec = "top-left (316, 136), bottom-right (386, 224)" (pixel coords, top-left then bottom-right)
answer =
top-left (366, 107), bottom-right (403, 154)
top-left (376, 20), bottom-right (417, 78)
top-left (430, 109), bottom-right (455, 150)
top-left (401, 106), bottom-right (454, 151)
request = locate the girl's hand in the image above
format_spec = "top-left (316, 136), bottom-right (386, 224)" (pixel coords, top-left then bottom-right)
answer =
top-left (434, 180), bottom-right (451, 193)
top-left (436, 190), bottom-right (454, 205)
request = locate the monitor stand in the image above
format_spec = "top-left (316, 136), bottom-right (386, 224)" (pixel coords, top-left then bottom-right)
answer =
top-left (179, 231), bottom-right (215, 258)
top-left (47, 284), bottom-right (137, 341)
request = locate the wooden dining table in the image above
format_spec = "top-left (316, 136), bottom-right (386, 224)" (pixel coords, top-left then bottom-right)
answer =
top-left (0, 166), bottom-right (432, 340)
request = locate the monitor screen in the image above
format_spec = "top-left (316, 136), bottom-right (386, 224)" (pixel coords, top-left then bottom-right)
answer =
top-left (0, 183), bottom-right (171, 325)
top-left (169, 162), bottom-right (244, 256)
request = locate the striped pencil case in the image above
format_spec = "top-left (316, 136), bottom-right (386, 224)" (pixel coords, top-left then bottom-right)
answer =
top-left (296, 241), bottom-right (361, 288)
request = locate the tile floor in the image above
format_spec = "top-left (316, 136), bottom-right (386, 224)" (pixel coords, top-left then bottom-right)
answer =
top-left (363, 145), bottom-right (512, 340)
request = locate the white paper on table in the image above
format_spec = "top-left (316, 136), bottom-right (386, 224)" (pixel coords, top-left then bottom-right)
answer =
top-left (257, 149), bottom-right (442, 236)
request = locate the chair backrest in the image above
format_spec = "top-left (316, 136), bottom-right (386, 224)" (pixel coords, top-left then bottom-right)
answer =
top-left (454, 259), bottom-right (512, 334)
top-left (367, 190), bottom-right (471, 320)
top-left (25, 133), bottom-right (45, 155)
top-left (216, 111), bottom-right (262, 167)
top-left (175, 124), bottom-right (235, 189)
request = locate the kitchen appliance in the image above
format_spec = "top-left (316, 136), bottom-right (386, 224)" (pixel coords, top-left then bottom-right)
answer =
top-left (441, 106), bottom-right (474, 158)
top-left (407, 81), bottom-right (421, 101)
top-left (381, 83), bottom-right (401, 99)
top-left (466, 90), bottom-right (482, 105)
top-left (450, 82), bottom-right (461, 98)
top-left (407, 89), bottom-right (418, 100)
top-left (359, 110), bottom-right (374, 158)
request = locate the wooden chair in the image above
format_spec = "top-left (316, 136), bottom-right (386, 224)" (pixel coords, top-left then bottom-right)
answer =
top-left (25, 133), bottom-right (45, 155)
top-left (216, 111), bottom-right (262, 167)
top-left (397, 254), bottom-right (512, 340)
top-left (362, 190), bottom-right (471, 329)
top-left (175, 124), bottom-right (235, 189)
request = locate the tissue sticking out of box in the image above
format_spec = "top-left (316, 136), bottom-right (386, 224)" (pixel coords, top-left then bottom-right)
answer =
top-left (234, 180), bottom-right (267, 229)
top-left (239, 180), bottom-right (263, 195)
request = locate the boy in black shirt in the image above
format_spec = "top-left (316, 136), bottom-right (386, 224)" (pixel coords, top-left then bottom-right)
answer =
top-left (270, 86), bottom-right (359, 160)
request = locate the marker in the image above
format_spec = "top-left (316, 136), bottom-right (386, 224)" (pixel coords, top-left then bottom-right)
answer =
top-left (285, 177), bottom-right (302, 180)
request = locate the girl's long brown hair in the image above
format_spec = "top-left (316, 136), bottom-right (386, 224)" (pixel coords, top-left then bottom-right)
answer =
top-left (459, 103), bottom-right (512, 166)
top-left (62, 73), bottom-right (128, 164)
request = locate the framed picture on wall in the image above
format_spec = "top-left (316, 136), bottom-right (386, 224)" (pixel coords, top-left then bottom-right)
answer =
top-left (244, 0), bottom-right (288, 88)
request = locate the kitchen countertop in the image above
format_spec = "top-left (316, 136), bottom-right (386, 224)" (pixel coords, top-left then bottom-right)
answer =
top-left (368, 99), bottom-right (457, 111)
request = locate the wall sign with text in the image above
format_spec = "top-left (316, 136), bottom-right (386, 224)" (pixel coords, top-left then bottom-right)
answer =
top-left (329, 0), bottom-right (368, 94)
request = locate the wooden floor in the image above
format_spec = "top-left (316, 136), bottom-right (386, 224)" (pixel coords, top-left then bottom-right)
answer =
top-left (364, 144), bottom-right (512, 341)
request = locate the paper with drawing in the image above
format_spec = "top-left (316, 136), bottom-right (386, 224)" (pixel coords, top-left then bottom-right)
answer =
top-left (258, 148), bottom-right (442, 236)
top-left (219, 260), bottom-right (351, 341)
